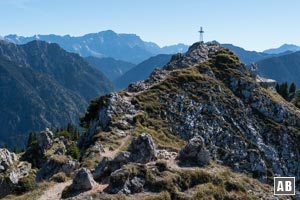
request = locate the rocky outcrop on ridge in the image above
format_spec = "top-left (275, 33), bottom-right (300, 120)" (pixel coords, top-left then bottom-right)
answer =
top-left (20, 129), bottom-right (80, 183)
top-left (36, 128), bottom-right (54, 153)
top-left (36, 155), bottom-right (79, 182)
top-left (127, 42), bottom-right (221, 93)
top-left (178, 136), bottom-right (210, 167)
top-left (0, 127), bottom-right (83, 198)
top-left (127, 133), bottom-right (157, 163)
top-left (62, 168), bottom-right (96, 198)
top-left (0, 148), bottom-right (17, 172)
top-left (93, 133), bottom-right (157, 181)
top-left (80, 41), bottom-right (300, 189)
top-left (0, 148), bottom-right (32, 198)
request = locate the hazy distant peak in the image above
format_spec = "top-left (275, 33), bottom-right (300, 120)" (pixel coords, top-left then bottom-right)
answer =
top-left (3, 30), bottom-right (188, 64)
top-left (263, 43), bottom-right (300, 54)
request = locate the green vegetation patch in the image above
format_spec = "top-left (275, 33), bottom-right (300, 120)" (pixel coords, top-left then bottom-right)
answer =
top-left (51, 155), bottom-right (69, 165)
top-left (92, 131), bottom-right (121, 150)
top-left (133, 122), bottom-right (184, 150)
top-left (66, 143), bottom-right (81, 160)
top-left (50, 172), bottom-right (68, 183)
top-left (80, 95), bottom-right (110, 128)
top-left (2, 181), bottom-right (54, 200)
top-left (105, 163), bottom-right (259, 200)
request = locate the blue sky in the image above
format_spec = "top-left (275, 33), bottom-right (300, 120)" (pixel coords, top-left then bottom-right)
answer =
top-left (0, 0), bottom-right (299, 51)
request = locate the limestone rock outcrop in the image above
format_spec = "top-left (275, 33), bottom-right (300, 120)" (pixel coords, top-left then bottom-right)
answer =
top-left (107, 166), bottom-right (145, 194)
top-left (93, 133), bottom-right (157, 181)
top-left (0, 148), bottom-right (17, 172)
top-left (178, 136), bottom-right (210, 167)
top-left (36, 128), bottom-right (54, 153)
top-left (62, 168), bottom-right (96, 198)
top-left (0, 149), bottom-right (31, 198)
top-left (70, 168), bottom-right (96, 191)
top-left (36, 155), bottom-right (79, 181)
top-left (127, 133), bottom-right (157, 163)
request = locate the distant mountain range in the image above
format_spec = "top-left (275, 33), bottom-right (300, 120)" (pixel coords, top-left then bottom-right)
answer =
top-left (221, 44), bottom-right (274, 64)
top-left (223, 43), bottom-right (300, 87)
top-left (4, 30), bottom-right (299, 65)
top-left (159, 43), bottom-right (188, 54)
top-left (0, 40), bottom-right (113, 147)
top-left (263, 44), bottom-right (300, 54)
top-left (255, 51), bottom-right (300, 87)
top-left (85, 57), bottom-right (135, 81)
top-left (4, 30), bottom-right (188, 64)
top-left (113, 54), bottom-right (172, 90)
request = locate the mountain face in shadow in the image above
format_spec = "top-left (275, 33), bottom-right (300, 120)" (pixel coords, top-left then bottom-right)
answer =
top-left (222, 43), bottom-right (278, 64)
top-left (0, 40), bottom-right (113, 147)
top-left (85, 56), bottom-right (135, 81)
top-left (256, 51), bottom-right (300, 86)
top-left (113, 54), bottom-right (172, 90)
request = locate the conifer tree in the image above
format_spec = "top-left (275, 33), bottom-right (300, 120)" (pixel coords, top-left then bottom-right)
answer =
top-left (289, 82), bottom-right (296, 94)
top-left (27, 132), bottom-right (36, 147)
top-left (277, 82), bottom-right (289, 100)
top-left (13, 144), bottom-right (18, 153)
top-left (275, 83), bottom-right (280, 93)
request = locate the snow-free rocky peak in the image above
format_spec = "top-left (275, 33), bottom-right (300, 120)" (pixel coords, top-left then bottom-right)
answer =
top-left (80, 40), bottom-right (300, 193)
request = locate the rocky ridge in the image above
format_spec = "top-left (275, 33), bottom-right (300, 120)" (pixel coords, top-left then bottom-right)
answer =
top-left (75, 42), bottom-right (300, 198)
top-left (0, 148), bottom-right (32, 198)
top-left (127, 42), bottom-right (221, 92)
top-left (1, 41), bottom-right (298, 199)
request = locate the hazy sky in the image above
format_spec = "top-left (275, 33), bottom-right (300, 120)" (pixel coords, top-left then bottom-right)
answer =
top-left (0, 0), bottom-right (299, 51)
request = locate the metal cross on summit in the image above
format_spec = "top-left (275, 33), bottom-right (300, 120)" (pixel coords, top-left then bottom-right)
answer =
top-left (198, 27), bottom-right (204, 42)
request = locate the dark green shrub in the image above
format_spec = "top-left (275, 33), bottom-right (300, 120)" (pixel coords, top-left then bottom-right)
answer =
top-left (225, 181), bottom-right (246, 192)
top-left (15, 174), bottom-right (37, 194)
top-left (156, 160), bottom-right (168, 172)
top-left (50, 172), bottom-right (67, 183)
top-left (289, 82), bottom-right (296, 94)
top-left (55, 130), bottom-right (73, 140)
top-left (80, 95), bottom-right (109, 128)
top-left (26, 132), bottom-right (37, 148)
top-left (55, 126), bottom-right (80, 141)
top-left (66, 143), bottom-right (81, 160)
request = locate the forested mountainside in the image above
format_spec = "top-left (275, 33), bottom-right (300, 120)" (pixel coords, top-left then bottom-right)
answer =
top-left (0, 40), bottom-right (113, 147)
top-left (256, 51), bottom-right (300, 87)
top-left (85, 56), bottom-right (135, 81)
top-left (113, 54), bottom-right (172, 90)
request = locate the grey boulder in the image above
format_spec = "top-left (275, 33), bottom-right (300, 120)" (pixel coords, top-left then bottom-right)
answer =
top-left (70, 168), bottom-right (96, 191)
top-left (178, 136), bottom-right (210, 167)
top-left (127, 133), bottom-right (157, 163)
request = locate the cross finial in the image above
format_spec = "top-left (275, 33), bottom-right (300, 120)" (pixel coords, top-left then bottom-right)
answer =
top-left (198, 27), bottom-right (204, 42)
